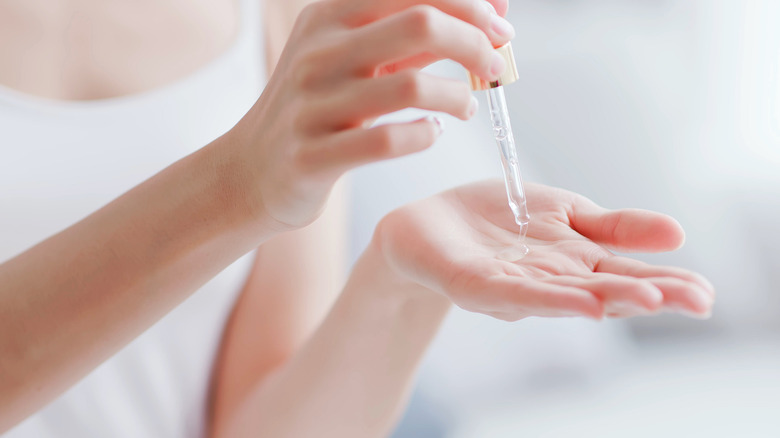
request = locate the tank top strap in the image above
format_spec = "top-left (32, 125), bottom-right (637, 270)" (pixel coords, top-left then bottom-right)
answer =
top-left (235, 0), bottom-right (267, 80)
top-left (238, 0), bottom-right (260, 39)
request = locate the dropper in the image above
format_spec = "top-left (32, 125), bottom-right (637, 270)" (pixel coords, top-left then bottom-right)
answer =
top-left (468, 42), bottom-right (531, 260)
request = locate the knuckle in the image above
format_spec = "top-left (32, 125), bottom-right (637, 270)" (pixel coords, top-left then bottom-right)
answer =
top-left (296, 2), bottom-right (326, 29)
top-left (395, 71), bottom-right (425, 105)
top-left (298, 2), bottom-right (319, 17)
top-left (465, 0), bottom-right (490, 28)
top-left (405, 5), bottom-right (439, 40)
top-left (473, 32), bottom-right (493, 68)
top-left (290, 50), bottom-right (321, 90)
top-left (292, 63), bottom-right (320, 91)
top-left (290, 43), bottom-right (337, 91)
top-left (370, 126), bottom-right (398, 158)
top-left (291, 106), bottom-right (318, 136)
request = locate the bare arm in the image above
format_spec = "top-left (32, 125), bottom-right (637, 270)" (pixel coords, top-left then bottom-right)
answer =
top-left (0, 135), bottom-right (277, 431)
top-left (212, 181), bottom-right (714, 438)
top-left (209, 178), bottom-right (349, 435)
top-left (1, 0), bottom-right (511, 430)
top-left (208, 3), bottom-right (350, 430)
top-left (217, 241), bottom-right (451, 438)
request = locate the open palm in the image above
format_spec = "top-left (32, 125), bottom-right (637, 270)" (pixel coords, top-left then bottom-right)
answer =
top-left (376, 180), bottom-right (714, 320)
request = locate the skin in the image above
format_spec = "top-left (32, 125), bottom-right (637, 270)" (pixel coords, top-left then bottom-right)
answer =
top-left (376, 180), bottom-right (714, 321)
top-left (0, 0), bottom-right (513, 431)
top-left (215, 180), bottom-right (714, 437)
top-left (0, 0), bottom-right (714, 436)
top-left (0, 0), bottom-right (240, 100)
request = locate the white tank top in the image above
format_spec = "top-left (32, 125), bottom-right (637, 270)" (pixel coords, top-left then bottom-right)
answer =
top-left (1, 0), bottom-right (266, 436)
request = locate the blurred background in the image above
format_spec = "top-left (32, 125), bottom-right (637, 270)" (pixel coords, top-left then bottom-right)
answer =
top-left (349, 0), bottom-right (780, 436)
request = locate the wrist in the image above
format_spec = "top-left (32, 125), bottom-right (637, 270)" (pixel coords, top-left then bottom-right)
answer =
top-left (204, 129), bottom-right (292, 240)
top-left (350, 237), bottom-right (451, 314)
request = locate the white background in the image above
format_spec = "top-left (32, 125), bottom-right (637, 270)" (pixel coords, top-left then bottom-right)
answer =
top-left (347, 1), bottom-right (780, 436)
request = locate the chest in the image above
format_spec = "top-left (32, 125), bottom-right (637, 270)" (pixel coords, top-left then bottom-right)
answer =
top-left (0, 0), bottom-right (240, 100)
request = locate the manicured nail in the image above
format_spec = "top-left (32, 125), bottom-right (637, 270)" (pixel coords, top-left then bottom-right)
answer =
top-left (490, 14), bottom-right (515, 39)
top-left (467, 95), bottom-right (479, 118)
top-left (428, 115), bottom-right (444, 136)
top-left (490, 51), bottom-right (507, 78)
top-left (482, 0), bottom-right (497, 15)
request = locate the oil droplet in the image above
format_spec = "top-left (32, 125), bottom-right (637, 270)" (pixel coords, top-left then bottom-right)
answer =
top-left (497, 226), bottom-right (530, 262)
top-left (497, 242), bottom-right (530, 262)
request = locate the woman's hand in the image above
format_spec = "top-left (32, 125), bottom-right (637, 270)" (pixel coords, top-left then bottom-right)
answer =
top-left (232, 0), bottom-right (515, 228)
top-left (374, 180), bottom-right (715, 320)
top-left (214, 180), bottom-right (715, 437)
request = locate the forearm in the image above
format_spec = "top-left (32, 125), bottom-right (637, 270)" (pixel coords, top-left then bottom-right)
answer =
top-left (209, 178), bottom-right (349, 433)
top-left (218, 242), bottom-right (451, 438)
top-left (0, 133), bottom-right (276, 431)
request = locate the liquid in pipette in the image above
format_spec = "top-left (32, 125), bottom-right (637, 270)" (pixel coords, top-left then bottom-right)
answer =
top-left (486, 86), bottom-right (530, 261)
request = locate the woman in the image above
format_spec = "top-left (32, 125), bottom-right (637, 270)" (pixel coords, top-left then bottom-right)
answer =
top-left (0, 0), bottom-right (714, 436)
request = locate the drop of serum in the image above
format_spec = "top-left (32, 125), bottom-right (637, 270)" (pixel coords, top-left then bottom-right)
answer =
top-left (497, 220), bottom-right (530, 262)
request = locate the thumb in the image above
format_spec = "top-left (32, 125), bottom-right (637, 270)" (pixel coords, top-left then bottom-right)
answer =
top-left (570, 197), bottom-right (686, 253)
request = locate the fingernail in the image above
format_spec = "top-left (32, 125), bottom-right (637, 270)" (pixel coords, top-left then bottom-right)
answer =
top-left (467, 95), bottom-right (479, 118)
top-left (427, 115), bottom-right (444, 136)
top-left (490, 51), bottom-right (506, 78)
top-left (482, 0), bottom-right (497, 15)
top-left (490, 14), bottom-right (515, 39)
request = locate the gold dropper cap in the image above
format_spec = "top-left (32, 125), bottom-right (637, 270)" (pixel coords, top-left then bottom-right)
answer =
top-left (468, 42), bottom-right (519, 90)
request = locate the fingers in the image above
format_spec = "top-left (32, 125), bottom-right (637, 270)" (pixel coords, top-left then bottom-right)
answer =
top-left (490, 0), bottom-right (509, 17)
top-left (338, 0), bottom-right (514, 47)
top-left (569, 195), bottom-right (686, 253)
top-left (348, 5), bottom-right (505, 81)
top-left (643, 277), bottom-right (713, 317)
top-left (300, 72), bottom-right (475, 134)
top-left (298, 116), bottom-right (444, 175)
top-left (453, 275), bottom-right (604, 321)
top-left (596, 256), bottom-right (715, 317)
top-left (546, 274), bottom-right (664, 317)
top-left (596, 256), bottom-right (714, 295)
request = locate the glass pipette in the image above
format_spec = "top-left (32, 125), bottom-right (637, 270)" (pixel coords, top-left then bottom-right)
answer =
top-left (487, 86), bottom-right (530, 259)
top-left (468, 42), bottom-right (530, 260)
